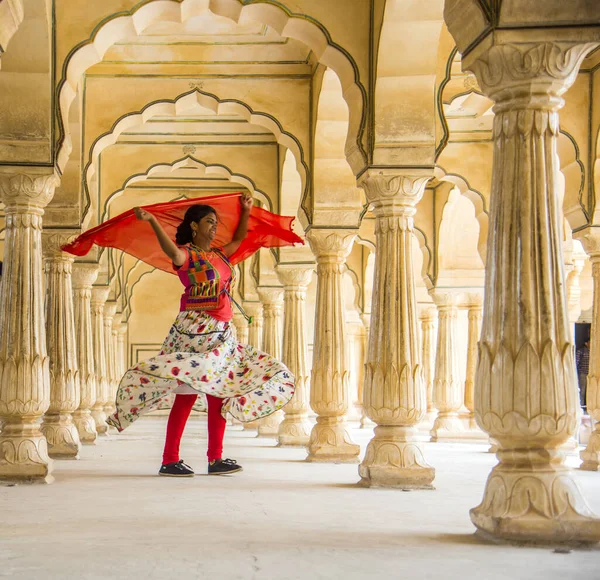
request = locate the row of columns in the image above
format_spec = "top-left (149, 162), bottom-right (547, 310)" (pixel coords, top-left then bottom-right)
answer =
top-left (0, 171), bottom-right (128, 482)
top-left (0, 40), bottom-right (599, 546)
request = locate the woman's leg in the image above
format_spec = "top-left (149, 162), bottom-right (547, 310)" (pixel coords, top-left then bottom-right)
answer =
top-left (206, 394), bottom-right (227, 462)
top-left (162, 394), bottom-right (198, 465)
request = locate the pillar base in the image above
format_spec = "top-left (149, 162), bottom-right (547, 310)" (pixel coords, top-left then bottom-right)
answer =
top-left (580, 430), bottom-right (600, 471)
top-left (430, 413), bottom-right (467, 441)
top-left (243, 420), bottom-right (260, 432)
top-left (257, 411), bottom-right (283, 438)
top-left (359, 426), bottom-right (435, 489)
top-left (73, 410), bottom-right (98, 445)
top-left (418, 410), bottom-right (437, 433)
top-left (0, 419), bottom-right (54, 484)
top-left (360, 410), bottom-right (375, 429)
top-left (471, 460), bottom-right (600, 546)
top-left (92, 409), bottom-right (109, 436)
top-left (306, 417), bottom-right (360, 463)
top-left (41, 415), bottom-right (81, 459)
top-left (277, 414), bottom-right (311, 447)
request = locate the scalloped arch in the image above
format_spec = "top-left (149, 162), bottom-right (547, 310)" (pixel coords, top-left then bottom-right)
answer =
top-left (434, 165), bottom-right (488, 265)
top-left (82, 89), bottom-right (307, 226)
top-left (102, 155), bottom-right (271, 222)
top-left (57, 0), bottom-right (367, 174)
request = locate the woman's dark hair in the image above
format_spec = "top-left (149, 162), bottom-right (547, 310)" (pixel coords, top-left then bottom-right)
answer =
top-left (175, 204), bottom-right (217, 245)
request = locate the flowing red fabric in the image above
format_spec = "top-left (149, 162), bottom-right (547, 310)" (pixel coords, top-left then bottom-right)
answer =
top-left (62, 192), bottom-right (303, 272)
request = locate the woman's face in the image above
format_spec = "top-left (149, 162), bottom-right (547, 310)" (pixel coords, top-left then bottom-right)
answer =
top-left (193, 212), bottom-right (218, 242)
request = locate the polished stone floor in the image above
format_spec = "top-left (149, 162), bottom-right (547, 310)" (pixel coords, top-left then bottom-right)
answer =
top-left (0, 416), bottom-right (598, 580)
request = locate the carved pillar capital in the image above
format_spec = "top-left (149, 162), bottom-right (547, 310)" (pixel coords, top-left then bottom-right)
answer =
top-left (104, 301), bottom-right (118, 320)
top-left (575, 227), bottom-right (600, 260)
top-left (91, 286), bottom-right (110, 307)
top-left (468, 42), bottom-right (598, 109)
top-left (42, 230), bottom-right (79, 260)
top-left (359, 170), bottom-right (431, 217)
top-left (257, 287), bottom-right (284, 307)
top-left (0, 168), bottom-right (59, 212)
top-left (275, 264), bottom-right (315, 290)
top-left (72, 263), bottom-right (99, 289)
top-left (306, 228), bottom-right (357, 263)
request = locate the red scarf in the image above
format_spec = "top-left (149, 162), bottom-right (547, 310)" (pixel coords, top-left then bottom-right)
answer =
top-left (62, 192), bottom-right (303, 272)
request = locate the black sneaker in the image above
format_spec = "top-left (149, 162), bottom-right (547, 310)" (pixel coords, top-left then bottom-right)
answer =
top-left (208, 458), bottom-right (243, 475)
top-left (159, 460), bottom-right (195, 477)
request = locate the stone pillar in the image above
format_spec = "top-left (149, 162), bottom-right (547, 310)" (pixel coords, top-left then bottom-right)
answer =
top-left (91, 287), bottom-right (110, 435)
top-left (41, 232), bottom-right (81, 459)
top-left (466, 42), bottom-right (600, 543)
top-left (276, 265), bottom-right (314, 446)
top-left (567, 252), bottom-right (586, 326)
top-left (430, 292), bottom-right (465, 441)
top-left (243, 301), bottom-right (263, 431)
top-left (71, 263), bottom-right (99, 445)
top-left (0, 168), bottom-right (58, 483)
top-left (460, 294), bottom-right (485, 436)
top-left (103, 302), bottom-right (118, 418)
top-left (577, 230), bottom-right (600, 471)
top-left (232, 312), bottom-right (249, 344)
top-left (358, 173), bottom-right (434, 488)
top-left (419, 307), bottom-right (437, 432)
top-left (117, 323), bottom-right (128, 378)
top-left (246, 302), bottom-right (263, 350)
top-left (359, 313), bottom-right (374, 428)
top-left (305, 229), bottom-right (359, 463)
top-left (256, 288), bottom-right (284, 437)
top-left (346, 321), bottom-right (365, 422)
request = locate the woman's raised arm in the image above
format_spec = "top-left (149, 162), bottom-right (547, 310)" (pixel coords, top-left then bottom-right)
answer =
top-left (222, 193), bottom-right (253, 257)
top-left (134, 207), bottom-right (187, 267)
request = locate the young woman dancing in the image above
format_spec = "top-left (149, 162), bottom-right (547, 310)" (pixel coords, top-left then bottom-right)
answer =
top-left (107, 193), bottom-right (295, 476)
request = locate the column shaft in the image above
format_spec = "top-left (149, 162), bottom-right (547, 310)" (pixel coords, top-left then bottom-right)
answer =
top-left (577, 235), bottom-right (600, 470)
top-left (276, 266), bottom-right (314, 446)
top-left (71, 263), bottom-right (99, 444)
top-left (256, 288), bottom-right (284, 437)
top-left (430, 294), bottom-right (465, 440)
top-left (103, 302), bottom-right (118, 419)
top-left (243, 302), bottom-right (263, 431)
top-left (41, 233), bottom-right (81, 459)
top-left (0, 169), bottom-right (58, 483)
top-left (306, 229), bottom-right (359, 463)
top-left (91, 287), bottom-right (110, 435)
top-left (358, 173), bottom-right (434, 487)
top-left (467, 41), bottom-right (600, 543)
top-left (419, 307), bottom-right (437, 432)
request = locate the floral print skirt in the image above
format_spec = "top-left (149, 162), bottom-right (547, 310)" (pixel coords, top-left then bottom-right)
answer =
top-left (107, 310), bottom-right (295, 431)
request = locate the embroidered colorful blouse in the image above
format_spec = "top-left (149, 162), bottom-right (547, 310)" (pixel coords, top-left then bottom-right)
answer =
top-left (175, 245), bottom-right (235, 322)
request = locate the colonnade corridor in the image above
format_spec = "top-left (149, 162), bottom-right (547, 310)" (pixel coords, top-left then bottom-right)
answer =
top-left (1, 416), bottom-right (598, 580)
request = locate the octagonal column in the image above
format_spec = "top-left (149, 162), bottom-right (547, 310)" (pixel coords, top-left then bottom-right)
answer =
top-left (91, 287), bottom-right (110, 435)
top-left (358, 172), bottom-right (434, 487)
top-left (306, 228), bottom-right (359, 463)
top-left (41, 232), bottom-right (81, 459)
top-left (71, 263), bottom-right (99, 445)
top-left (460, 294), bottom-right (485, 436)
top-left (276, 265), bottom-right (314, 446)
top-left (419, 307), bottom-right (437, 432)
top-left (466, 41), bottom-right (600, 543)
top-left (256, 288), bottom-right (284, 437)
top-left (430, 292), bottom-right (465, 441)
top-left (0, 168), bottom-right (58, 483)
top-left (103, 302), bottom-right (118, 419)
top-left (577, 230), bottom-right (600, 471)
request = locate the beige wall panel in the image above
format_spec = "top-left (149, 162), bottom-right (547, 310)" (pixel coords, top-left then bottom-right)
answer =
top-left (128, 269), bottom-right (182, 360)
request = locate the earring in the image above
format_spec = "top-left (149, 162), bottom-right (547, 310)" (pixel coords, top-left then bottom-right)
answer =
top-left (192, 230), bottom-right (197, 237)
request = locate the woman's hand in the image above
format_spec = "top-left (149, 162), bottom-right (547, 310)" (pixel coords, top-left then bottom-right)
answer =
top-left (134, 207), bottom-right (154, 222)
top-left (240, 193), bottom-right (253, 213)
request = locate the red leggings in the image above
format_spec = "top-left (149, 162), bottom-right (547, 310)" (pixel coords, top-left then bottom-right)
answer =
top-left (162, 394), bottom-right (226, 465)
